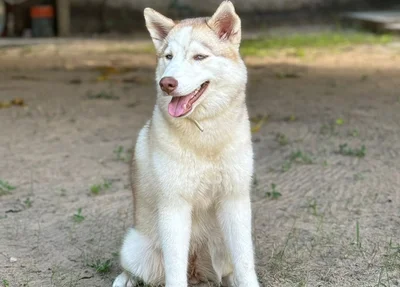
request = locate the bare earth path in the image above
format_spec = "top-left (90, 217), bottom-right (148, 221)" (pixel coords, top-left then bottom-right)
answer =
top-left (0, 41), bottom-right (399, 287)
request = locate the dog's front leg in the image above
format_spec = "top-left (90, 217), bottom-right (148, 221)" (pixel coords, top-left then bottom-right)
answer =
top-left (158, 199), bottom-right (192, 287)
top-left (217, 196), bottom-right (259, 287)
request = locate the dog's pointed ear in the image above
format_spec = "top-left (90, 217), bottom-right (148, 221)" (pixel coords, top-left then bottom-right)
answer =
top-left (144, 8), bottom-right (175, 51)
top-left (208, 1), bottom-right (241, 44)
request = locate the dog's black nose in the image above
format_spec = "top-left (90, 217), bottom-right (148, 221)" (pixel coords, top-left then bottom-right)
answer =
top-left (159, 77), bottom-right (178, 94)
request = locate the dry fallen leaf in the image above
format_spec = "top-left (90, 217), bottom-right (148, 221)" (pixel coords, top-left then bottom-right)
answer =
top-left (0, 98), bottom-right (26, 109)
top-left (251, 115), bottom-right (268, 133)
top-left (11, 98), bottom-right (24, 106)
top-left (95, 66), bottom-right (130, 82)
top-left (0, 101), bottom-right (12, 108)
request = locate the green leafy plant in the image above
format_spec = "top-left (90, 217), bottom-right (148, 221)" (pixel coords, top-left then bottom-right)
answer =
top-left (73, 208), bottom-right (85, 223)
top-left (338, 144), bottom-right (366, 158)
top-left (0, 180), bottom-right (16, 195)
top-left (266, 183), bottom-right (282, 200)
top-left (90, 180), bottom-right (112, 195)
top-left (23, 198), bottom-right (33, 208)
top-left (89, 259), bottom-right (112, 274)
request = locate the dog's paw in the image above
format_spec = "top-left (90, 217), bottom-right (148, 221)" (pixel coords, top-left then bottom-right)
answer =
top-left (112, 272), bottom-right (135, 287)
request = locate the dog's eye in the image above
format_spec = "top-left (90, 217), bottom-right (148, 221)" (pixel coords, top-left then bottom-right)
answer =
top-left (194, 54), bottom-right (208, 61)
top-left (165, 54), bottom-right (173, 60)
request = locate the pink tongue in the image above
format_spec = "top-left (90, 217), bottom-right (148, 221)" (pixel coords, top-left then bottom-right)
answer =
top-left (168, 95), bottom-right (192, 117)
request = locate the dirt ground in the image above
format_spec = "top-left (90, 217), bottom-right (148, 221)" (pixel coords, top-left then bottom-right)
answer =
top-left (0, 40), bottom-right (399, 287)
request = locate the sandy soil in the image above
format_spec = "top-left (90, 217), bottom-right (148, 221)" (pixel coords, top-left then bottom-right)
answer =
top-left (0, 41), bottom-right (399, 287)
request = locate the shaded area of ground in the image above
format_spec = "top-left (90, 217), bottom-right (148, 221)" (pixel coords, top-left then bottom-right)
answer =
top-left (0, 42), bottom-right (399, 287)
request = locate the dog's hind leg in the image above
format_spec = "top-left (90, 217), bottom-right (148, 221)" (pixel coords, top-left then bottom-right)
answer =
top-left (208, 236), bottom-right (234, 286)
top-left (113, 228), bottom-right (164, 287)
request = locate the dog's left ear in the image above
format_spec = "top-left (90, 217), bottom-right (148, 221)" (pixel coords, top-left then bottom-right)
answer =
top-left (208, 1), bottom-right (241, 45)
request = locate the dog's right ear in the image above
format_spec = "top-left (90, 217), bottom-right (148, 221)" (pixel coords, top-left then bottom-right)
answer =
top-left (144, 8), bottom-right (175, 51)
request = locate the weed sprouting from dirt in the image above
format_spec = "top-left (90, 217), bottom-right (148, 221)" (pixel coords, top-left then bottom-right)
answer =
top-left (289, 150), bottom-right (313, 163)
top-left (59, 188), bottom-right (67, 196)
top-left (114, 146), bottom-right (124, 161)
top-left (72, 208), bottom-right (85, 223)
top-left (113, 146), bottom-right (132, 162)
top-left (90, 180), bottom-right (112, 195)
top-left (2, 279), bottom-right (9, 287)
top-left (338, 144), bottom-right (366, 158)
top-left (0, 180), bottom-right (16, 195)
top-left (282, 150), bottom-right (313, 172)
top-left (275, 133), bottom-right (289, 146)
top-left (23, 198), bottom-right (33, 208)
top-left (356, 221), bottom-right (361, 249)
top-left (308, 199), bottom-right (319, 216)
top-left (88, 259), bottom-right (112, 274)
top-left (266, 183), bottom-right (282, 200)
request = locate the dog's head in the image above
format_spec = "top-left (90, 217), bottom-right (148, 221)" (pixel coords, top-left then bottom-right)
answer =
top-left (144, 1), bottom-right (247, 120)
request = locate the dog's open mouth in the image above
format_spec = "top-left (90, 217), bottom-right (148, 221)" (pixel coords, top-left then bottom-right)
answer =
top-left (168, 81), bottom-right (209, 118)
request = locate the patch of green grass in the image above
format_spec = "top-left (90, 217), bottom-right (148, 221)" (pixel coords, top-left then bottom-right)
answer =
top-left (338, 144), bottom-right (366, 158)
top-left (88, 259), bottom-right (112, 274)
top-left (2, 279), bottom-right (9, 287)
top-left (266, 183), bottom-right (282, 200)
top-left (241, 32), bottom-right (392, 56)
top-left (73, 208), bottom-right (85, 223)
top-left (0, 180), bottom-right (16, 195)
top-left (90, 180), bottom-right (112, 195)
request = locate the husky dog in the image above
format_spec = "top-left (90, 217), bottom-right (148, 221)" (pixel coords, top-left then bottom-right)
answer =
top-left (113, 1), bottom-right (258, 286)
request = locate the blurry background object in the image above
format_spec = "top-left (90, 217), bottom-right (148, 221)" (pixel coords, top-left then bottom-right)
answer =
top-left (30, 3), bottom-right (54, 37)
top-left (1, 0), bottom-right (69, 37)
top-left (0, 0), bottom-right (5, 36)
